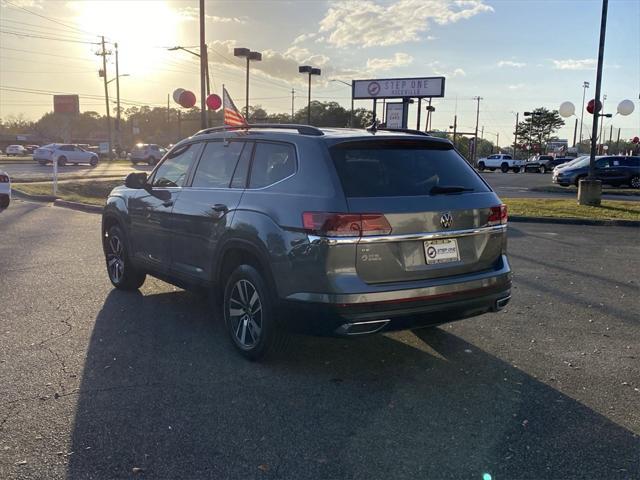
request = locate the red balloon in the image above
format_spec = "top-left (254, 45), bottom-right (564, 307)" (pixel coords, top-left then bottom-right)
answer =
top-left (586, 99), bottom-right (602, 115)
top-left (178, 90), bottom-right (196, 108)
top-left (206, 94), bottom-right (222, 111)
top-left (632, 136), bottom-right (639, 144)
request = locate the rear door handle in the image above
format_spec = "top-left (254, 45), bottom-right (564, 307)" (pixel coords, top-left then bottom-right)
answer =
top-left (162, 200), bottom-right (174, 207)
top-left (211, 204), bottom-right (228, 213)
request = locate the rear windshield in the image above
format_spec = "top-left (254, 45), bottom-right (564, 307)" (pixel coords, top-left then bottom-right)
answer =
top-left (330, 141), bottom-right (489, 197)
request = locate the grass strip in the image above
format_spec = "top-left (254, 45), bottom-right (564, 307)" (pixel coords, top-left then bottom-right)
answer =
top-left (504, 198), bottom-right (640, 221)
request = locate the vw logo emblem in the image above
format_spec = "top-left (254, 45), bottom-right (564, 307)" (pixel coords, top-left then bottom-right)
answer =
top-left (440, 213), bottom-right (453, 229)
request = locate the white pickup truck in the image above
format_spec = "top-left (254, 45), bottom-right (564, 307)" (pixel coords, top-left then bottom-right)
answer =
top-left (477, 154), bottom-right (525, 173)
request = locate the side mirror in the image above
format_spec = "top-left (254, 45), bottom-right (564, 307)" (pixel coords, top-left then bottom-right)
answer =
top-left (125, 172), bottom-right (148, 189)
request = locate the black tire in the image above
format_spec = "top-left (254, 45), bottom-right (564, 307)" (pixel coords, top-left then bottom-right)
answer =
top-left (489, 168), bottom-right (496, 172)
top-left (0, 195), bottom-right (9, 209)
top-left (90, 156), bottom-right (98, 167)
top-left (512, 166), bottom-right (521, 173)
top-left (630, 175), bottom-right (640, 189)
top-left (223, 264), bottom-right (287, 361)
top-left (147, 157), bottom-right (155, 166)
top-left (478, 161), bottom-right (485, 171)
top-left (104, 225), bottom-right (146, 290)
top-left (501, 163), bottom-right (509, 173)
top-left (57, 156), bottom-right (67, 167)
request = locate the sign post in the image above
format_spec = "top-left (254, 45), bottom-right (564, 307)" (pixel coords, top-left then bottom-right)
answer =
top-left (52, 95), bottom-right (80, 196)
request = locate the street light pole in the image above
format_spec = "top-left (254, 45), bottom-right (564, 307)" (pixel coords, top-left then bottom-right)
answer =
top-left (472, 96), bottom-right (482, 164)
top-left (233, 48), bottom-right (262, 119)
top-left (199, 0), bottom-right (207, 129)
top-left (299, 66), bottom-right (321, 125)
top-left (579, 81), bottom-right (589, 148)
top-left (580, 0), bottom-right (608, 206)
top-left (115, 42), bottom-right (121, 152)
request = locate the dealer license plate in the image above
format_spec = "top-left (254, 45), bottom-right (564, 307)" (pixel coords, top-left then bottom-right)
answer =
top-left (424, 238), bottom-right (460, 265)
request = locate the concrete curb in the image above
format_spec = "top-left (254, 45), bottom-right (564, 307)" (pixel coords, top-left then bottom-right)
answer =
top-left (530, 186), bottom-right (640, 198)
top-left (510, 215), bottom-right (640, 227)
top-left (11, 188), bottom-right (57, 202)
top-left (53, 199), bottom-right (103, 214)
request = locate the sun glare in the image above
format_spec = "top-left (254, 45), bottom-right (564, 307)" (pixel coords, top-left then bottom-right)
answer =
top-left (72, 0), bottom-right (180, 76)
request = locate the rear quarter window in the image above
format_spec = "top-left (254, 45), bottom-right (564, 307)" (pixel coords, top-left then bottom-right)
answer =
top-left (330, 140), bottom-right (490, 197)
top-left (249, 142), bottom-right (296, 189)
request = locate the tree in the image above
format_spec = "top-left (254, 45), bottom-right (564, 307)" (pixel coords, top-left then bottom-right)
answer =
top-left (514, 107), bottom-right (565, 153)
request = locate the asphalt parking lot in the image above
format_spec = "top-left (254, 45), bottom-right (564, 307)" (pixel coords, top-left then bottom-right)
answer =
top-left (1, 200), bottom-right (639, 479)
top-left (0, 161), bottom-right (152, 182)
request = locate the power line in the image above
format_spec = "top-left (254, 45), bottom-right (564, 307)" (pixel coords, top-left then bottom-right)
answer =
top-left (2, 0), bottom-right (99, 37)
top-left (0, 29), bottom-right (101, 45)
top-left (0, 18), bottom-right (97, 42)
top-left (0, 46), bottom-right (98, 63)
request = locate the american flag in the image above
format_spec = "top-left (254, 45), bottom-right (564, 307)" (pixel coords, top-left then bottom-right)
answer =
top-left (223, 86), bottom-right (248, 127)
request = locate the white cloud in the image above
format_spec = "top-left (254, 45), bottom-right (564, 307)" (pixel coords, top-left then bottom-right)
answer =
top-left (498, 60), bottom-right (526, 68)
top-left (319, 0), bottom-right (493, 48)
top-left (552, 58), bottom-right (596, 70)
top-left (1, 0), bottom-right (42, 7)
top-left (366, 53), bottom-right (414, 71)
top-left (292, 33), bottom-right (317, 45)
top-left (177, 6), bottom-right (247, 23)
top-left (427, 61), bottom-right (466, 77)
top-left (508, 83), bottom-right (525, 90)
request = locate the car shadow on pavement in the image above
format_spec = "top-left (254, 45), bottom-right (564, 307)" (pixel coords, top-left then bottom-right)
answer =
top-left (67, 289), bottom-right (639, 479)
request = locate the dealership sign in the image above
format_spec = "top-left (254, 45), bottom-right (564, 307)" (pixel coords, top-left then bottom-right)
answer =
top-left (53, 95), bottom-right (80, 115)
top-left (385, 103), bottom-right (404, 128)
top-left (352, 77), bottom-right (445, 100)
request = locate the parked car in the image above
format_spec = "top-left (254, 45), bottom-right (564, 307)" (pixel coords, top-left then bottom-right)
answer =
top-left (524, 155), bottom-right (558, 173)
top-left (24, 145), bottom-right (40, 154)
top-left (102, 125), bottom-right (512, 360)
top-left (477, 154), bottom-right (524, 173)
top-left (552, 155), bottom-right (640, 188)
top-left (130, 144), bottom-right (164, 165)
top-left (5, 145), bottom-right (27, 156)
top-left (33, 144), bottom-right (99, 167)
top-left (0, 171), bottom-right (10, 210)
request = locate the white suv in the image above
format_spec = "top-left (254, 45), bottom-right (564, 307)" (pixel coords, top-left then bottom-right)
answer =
top-left (34, 144), bottom-right (99, 167)
top-left (130, 144), bottom-right (165, 165)
top-left (5, 145), bottom-right (27, 156)
top-left (477, 154), bottom-right (525, 173)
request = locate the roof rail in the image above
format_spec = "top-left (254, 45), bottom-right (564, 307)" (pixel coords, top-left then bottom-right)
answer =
top-left (375, 128), bottom-right (431, 137)
top-left (194, 123), bottom-right (324, 137)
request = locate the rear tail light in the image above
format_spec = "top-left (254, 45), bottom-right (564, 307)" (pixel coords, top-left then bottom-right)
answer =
top-left (488, 204), bottom-right (508, 226)
top-left (0, 174), bottom-right (9, 183)
top-left (303, 212), bottom-right (392, 237)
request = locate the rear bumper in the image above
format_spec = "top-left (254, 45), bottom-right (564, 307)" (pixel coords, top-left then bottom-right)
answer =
top-left (280, 256), bottom-right (512, 336)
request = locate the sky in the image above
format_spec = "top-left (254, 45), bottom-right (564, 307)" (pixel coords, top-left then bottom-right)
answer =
top-left (0, 0), bottom-right (638, 145)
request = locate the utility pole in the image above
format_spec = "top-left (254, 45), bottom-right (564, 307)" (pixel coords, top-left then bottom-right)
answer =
top-left (481, 125), bottom-right (484, 140)
top-left (609, 124), bottom-right (613, 144)
top-left (114, 42), bottom-right (121, 154)
top-left (199, 0), bottom-right (207, 129)
top-left (598, 94), bottom-right (607, 151)
top-left (572, 118), bottom-right (578, 147)
top-left (496, 132), bottom-right (499, 152)
top-left (97, 36), bottom-right (112, 160)
top-left (291, 89), bottom-right (295, 122)
top-left (472, 96), bottom-right (482, 164)
top-left (579, 81), bottom-right (589, 149)
top-left (513, 112), bottom-right (519, 159)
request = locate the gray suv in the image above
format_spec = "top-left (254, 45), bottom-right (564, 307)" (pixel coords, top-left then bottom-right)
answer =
top-left (102, 125), bottom-right (512, 359)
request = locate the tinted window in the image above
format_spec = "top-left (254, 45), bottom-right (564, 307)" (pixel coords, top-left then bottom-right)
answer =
top-left (330, 141), bottom-right (489, 197)
top-left (621, 157), bottom-right (640, 167)
top-left (60, 145), bottom-right (73, 151)
top-left (230, 142), bottom-right (253, 189)
top-left (595, 158), bottom-right (609, 168)
top-left (503, 155), bottom-right (512, 160)
top-left (192, 141), bottom-right (244, 188)
top-left (152, 143), bottom-right (199, 187)
top-left (249, 142), bottom-right (296, 188)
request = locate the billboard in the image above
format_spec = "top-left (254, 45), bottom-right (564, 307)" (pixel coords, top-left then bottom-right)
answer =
top-left (352, 77), bottom-right (445, 100)
top-left (53, 95), bottom-right (80, 115)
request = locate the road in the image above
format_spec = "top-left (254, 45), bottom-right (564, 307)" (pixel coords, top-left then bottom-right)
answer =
top-left (1, 201), bottom-right (639, 479)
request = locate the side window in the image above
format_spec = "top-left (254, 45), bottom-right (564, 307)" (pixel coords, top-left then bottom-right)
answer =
top-left (60, 145), bottom-right (73, 151)
top-left (230, 142), bottom-right (253, 189)
top-left (151, 143), bottom-right (199, 187)
top-left (191, 141), bottom-right (244, 188)
top-left (488, 155), bottom-right (497, 159)
top-left (249, 142), bottom-right (296, 189)
top-left (504, 155), bottom-right (512, 160)
top-left (595, 158), bottom-right (608, 169)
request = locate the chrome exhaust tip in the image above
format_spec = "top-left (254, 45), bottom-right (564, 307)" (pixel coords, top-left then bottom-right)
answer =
top-left (495, 295), bottom-right (511, 311)
top-left (336, 319), bottom-right (391, 336)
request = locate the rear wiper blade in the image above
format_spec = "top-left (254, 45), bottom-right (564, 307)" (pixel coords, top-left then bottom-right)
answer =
top-left (429, 185), bottom-right (474, 195)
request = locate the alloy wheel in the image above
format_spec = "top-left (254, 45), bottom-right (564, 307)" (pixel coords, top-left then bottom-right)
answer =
top-left (631, 176), bottom-right (640, 189)
top-left (106, 234), bottom-right (125, 284)
top-left (228, 279), bottom-right (263, 349)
